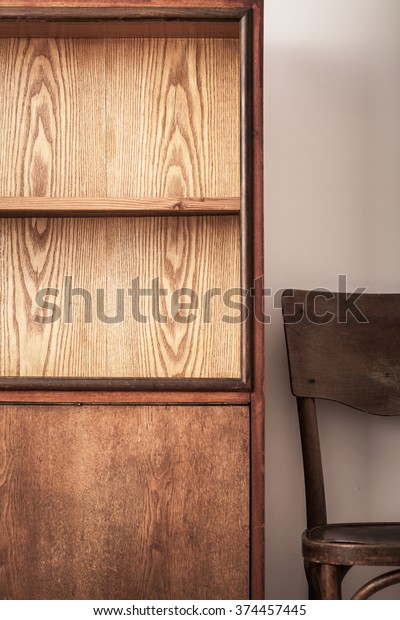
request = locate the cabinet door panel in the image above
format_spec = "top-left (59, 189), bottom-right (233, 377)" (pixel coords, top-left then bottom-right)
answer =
top-left (0, 404), bottom-right (249, 600)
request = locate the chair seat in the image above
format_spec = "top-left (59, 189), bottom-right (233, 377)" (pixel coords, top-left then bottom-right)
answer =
top-left (303, 522), bottom-right (400, 566)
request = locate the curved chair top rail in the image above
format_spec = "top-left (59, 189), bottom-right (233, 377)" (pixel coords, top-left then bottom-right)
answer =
top-left (282, 289), bottom-right (400, 416)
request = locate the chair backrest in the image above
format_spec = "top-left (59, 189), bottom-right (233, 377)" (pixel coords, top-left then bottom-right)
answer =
top-left (281, 289), bottom-right (400, 528)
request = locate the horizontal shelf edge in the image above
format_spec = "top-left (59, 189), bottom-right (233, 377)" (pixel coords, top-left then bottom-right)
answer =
top-left (0, 20), bottom-right (241, 39)
top-left (0, 197), bottom-right (240, 217)
top-left (0, 377), bottom-right (248, 392)
top-left (0, 7), bottom-right (249, 20)
top-left (0, 391), bottom-right (251, 405)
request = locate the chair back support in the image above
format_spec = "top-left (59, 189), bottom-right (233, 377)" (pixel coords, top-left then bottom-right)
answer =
top-left (282, 290), bottom-right (400, 416)
top-left (282, 289), bottom-right (400, 529)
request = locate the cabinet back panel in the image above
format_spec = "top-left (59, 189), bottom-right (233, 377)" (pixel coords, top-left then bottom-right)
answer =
top-left (0, 37), bottom-right (240, 199)
top-left (0, 404), bottom-right (249, 599)
top-left (0, 216), bottom-right (241, 378)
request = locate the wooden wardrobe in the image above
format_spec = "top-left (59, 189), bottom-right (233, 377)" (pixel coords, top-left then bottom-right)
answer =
top-left (0, 0), bottom-right (264, 600)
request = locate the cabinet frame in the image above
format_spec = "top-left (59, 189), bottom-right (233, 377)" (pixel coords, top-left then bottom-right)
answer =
top-left (0, 3), bottom-right (259, 395)
top-left (0, 0), bottom-right (264, 599)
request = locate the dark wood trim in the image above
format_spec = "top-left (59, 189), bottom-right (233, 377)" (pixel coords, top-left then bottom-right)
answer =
top-left (250, 0), bottom-right (264, 402)
top-left (0, 4), bottom-right (250, 38)
top-left (0, 1), bottom-right (252, 12)
top-left (0, 197), bottom-right (240, 218)
top-left (0, 20), bottom-right (239, 38)
top-left (0, 390), bottom-right (251, 405)
top-left (240, 10), bottom-right (253, 390)
top-left (0, 376), bottom-right (248, 392)
top-left (249, 0), bottom-right (265, 601)
top-left (0, 0), bottom-right (251, 4)
top-left (0, 7), bottom-right (248, 21)
top-left (0, 0), bottom-right (252, 5)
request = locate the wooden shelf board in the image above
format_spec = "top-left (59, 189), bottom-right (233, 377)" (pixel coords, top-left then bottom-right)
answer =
top-left (0, 197), bottom-right (240, 217)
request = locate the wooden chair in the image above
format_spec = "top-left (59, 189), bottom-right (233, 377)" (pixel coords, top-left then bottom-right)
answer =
top-left (281, 289), bottom-right (400, 600)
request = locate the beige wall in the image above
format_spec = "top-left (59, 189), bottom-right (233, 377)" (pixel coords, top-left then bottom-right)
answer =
top-left (264, 0), bottom-right (400, 599)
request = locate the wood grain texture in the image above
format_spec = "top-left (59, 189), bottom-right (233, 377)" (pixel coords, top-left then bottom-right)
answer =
top-left (0, 390), bottom-right (251, 404)
top-left (250, 393), bottom-right (265, 599)
top-left (106, 37), bottom-right (240, 198)
top-left (0, 0), bottom-right (265, 602)
top-left (0, 404), bottom-right (250, 599)
top-left (0, 216), bottom-right (241, 379)
top-left (282, 290), bottom-right (400, 415)
top-left (0, 38), bottom-right (106, 197)
top-left (0, 37), bottom-right (240, 200)
top-left (0, 197), bottom-right (240, 216)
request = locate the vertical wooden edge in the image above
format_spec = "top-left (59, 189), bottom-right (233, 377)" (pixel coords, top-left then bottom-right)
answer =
top-left (240, 9), bottom-right (253, 390)
top-left (251, 0), bottom-right (264, 397)
top-left (250, 393), bottom-right (265, 600)
top-left (249, 0), bottom-right (265, 601)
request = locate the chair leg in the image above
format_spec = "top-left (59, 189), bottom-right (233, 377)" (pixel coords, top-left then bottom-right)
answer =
top-left (319, 564), bottom-right (343, 600)
top-left (304, 561), bottom-right (321, 599)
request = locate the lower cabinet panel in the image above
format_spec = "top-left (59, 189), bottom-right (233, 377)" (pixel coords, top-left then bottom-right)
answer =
top-left (0, 404), bottom-right (249, 600)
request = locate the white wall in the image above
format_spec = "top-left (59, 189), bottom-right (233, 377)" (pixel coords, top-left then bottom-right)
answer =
top-left (264, 0), bottom-right (400, 599)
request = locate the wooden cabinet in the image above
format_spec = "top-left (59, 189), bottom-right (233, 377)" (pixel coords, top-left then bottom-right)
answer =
top-left (1, 405), bottom-right (249, 599)
top-left (0, 0), bottom-right (264, 600)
